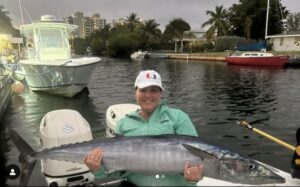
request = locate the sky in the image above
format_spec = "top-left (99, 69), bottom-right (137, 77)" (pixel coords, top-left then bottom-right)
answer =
top-left (1, 0), bottom-right (300, 31)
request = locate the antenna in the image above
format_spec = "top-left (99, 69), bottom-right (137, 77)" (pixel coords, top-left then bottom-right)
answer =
top-left (23, 7), bottom-right (33, 23)
top-left (18, 0), bottom-right (24, 24)
top-left (265, 0), bottom-right (270, 39)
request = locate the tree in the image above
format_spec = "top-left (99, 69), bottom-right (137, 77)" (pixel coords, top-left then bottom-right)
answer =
top-left (140, 19), bottom-right (162, 50)
top-left (287, 12), bottom-right (300, 31)
top-left (244, 16), bottom-right (253, 39)
top-left (126, 12), bottom-right (140, 32)
top-left (228, 0), bottom-right (289, 40)
top-left (72, 37), bottom-right (90, 55)
top-left (91, 24), bottom-right (112, 55)
top-left (164, 18), bottom-right (191, 52)
top-left (0, 5), bottom-right (19, 36)
top-left (96, 23), bottom-right (111, 40)
top-left (201, 5), bottom-right (229, 40)
top-left (107, 33), bottom-right (141, 57)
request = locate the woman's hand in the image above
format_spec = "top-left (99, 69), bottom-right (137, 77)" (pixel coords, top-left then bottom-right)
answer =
top-left (84, 147), bottom-right (103, 171)
top-left (183, 161), bottom-right (203, 183)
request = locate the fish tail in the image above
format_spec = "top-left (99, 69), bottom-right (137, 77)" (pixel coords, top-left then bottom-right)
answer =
top-left (8, 128), bottom-right (37, 186)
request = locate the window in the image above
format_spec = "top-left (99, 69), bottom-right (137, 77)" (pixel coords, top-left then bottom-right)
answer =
top-left (39, 28), bottom-right (66, 48)
top-left (280, 38), bottom-right (284, 46)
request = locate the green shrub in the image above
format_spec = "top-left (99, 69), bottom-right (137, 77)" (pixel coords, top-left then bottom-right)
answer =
top-left (214, 36), bottom-right (257, 52)
top-left (91, 38), bottom-right (106, 55)
top-left (106, 33), bottom-right (141, 57)
top-left (190, 41), bottom-right (214, 52)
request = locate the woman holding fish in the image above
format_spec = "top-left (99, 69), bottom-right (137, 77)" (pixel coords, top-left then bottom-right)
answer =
top-left (84, 70), bottom-right (203, 186)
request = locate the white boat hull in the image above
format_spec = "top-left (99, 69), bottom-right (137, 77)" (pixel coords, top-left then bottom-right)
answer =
top-left (19, 57), bottom-right (100, 97)
top-left (130, 51), bottom-right (147, 60)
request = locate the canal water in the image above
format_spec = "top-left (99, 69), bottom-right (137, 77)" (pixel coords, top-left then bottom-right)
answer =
top-left (1, 57), bottom-right (300, 186)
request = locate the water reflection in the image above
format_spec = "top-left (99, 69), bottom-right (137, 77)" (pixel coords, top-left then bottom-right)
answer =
top-left (7, 88), bottom-right (103, 143)
top-left (202, 65), bottom-right (281, 125)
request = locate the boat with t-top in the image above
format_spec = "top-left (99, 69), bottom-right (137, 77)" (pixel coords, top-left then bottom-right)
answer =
top-left (17, 15), bottom-right (100, 97)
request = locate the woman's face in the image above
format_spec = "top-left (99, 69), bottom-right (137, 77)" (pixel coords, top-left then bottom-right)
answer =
top-left (135, 86), bottom-right (162, 115)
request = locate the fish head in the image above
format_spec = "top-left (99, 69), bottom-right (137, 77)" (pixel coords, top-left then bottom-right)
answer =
top-left (219, 158), bottom-right (285, 185)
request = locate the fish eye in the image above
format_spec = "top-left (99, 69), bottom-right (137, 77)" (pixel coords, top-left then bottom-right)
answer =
top-left (248, 163), bottom-right (256, 170)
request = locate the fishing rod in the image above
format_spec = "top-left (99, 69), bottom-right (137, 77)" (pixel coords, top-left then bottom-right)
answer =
top-left (236, 120), bottom-right (296, 151)
top-left (238, 120), bottom-right (300, 179)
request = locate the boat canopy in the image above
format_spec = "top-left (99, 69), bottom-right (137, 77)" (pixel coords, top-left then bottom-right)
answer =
top-left (20, 20), bottom-right (78, 60)
top-left (236, 41), bottom-right (267, 51)
top-left (20, 22), bottom-right (78, 36)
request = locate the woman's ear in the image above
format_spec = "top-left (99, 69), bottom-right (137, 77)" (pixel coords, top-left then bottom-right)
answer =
top-left (134, 89), bottom-right (138, 98)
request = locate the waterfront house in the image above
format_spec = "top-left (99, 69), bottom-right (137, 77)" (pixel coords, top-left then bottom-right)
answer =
top-left (268, 31), bottom-right (300, 51)
top-left (173, 29), bottom-right (207, 52)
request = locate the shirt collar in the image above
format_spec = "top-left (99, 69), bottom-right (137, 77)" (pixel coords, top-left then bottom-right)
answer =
top-left (127, 100), bottom-right (168, 120)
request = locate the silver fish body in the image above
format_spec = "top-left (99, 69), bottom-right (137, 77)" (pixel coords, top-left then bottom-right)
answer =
top-left (9, 129), bottom-right (285, 185)
top-left (31, 134), bottom-right (284, 185)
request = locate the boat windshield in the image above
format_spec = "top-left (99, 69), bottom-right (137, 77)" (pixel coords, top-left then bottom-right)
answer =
top-left (39, 28), bottom-right (66, 48)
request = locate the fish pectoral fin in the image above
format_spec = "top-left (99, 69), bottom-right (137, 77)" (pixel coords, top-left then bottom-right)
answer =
top-left (182, 144), bottom-right (218, 159)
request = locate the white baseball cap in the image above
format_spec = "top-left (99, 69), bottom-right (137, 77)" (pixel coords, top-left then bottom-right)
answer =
top-left (134, 70), bottom-right (164, 90)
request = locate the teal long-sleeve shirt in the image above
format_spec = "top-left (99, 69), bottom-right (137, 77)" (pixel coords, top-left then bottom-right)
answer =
top-left (94, 101), bottom-right (198, 186)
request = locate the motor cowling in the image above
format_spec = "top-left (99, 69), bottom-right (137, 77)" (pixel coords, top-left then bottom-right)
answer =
top-left (40, 109), bottom-right (95, 186)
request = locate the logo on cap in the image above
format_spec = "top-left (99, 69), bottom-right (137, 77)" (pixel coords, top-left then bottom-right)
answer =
top-left (146, 72), bottom-right (156, 79)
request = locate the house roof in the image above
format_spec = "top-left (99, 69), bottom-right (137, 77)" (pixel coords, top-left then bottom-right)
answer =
top-left (267, 30), bottom-right (300, 38)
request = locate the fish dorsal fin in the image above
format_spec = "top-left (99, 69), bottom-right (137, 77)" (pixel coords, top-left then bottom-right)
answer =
top-left (182, 144), bottom-right (218, 159)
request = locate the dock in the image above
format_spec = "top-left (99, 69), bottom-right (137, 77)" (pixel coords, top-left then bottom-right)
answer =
top-left (166, 53), bottom-right (226, 61)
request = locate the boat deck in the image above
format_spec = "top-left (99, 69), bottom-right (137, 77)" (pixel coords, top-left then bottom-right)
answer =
top-left (0, 70), bottom-right (12, 119)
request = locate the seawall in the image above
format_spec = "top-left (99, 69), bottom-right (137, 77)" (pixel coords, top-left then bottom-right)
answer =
top-left (167, 53), bottom-right (226, 61)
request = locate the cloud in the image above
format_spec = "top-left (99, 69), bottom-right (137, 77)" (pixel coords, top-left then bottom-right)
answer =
top-left (2, 0), bottom-right (300, 31)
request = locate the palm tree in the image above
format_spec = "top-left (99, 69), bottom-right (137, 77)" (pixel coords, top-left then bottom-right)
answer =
top-left (140, 19), bottom-right (162, 50)
top-left (126, 12), bottom-right (140, 32)
top-left (164, 18), bottom-right (191, 52)
top-left (0, 5), bottom-right (19, 35)
top-left (287, 12), bottom-right (300, 31)
top-left (201, 5), bottom-right (229, 40)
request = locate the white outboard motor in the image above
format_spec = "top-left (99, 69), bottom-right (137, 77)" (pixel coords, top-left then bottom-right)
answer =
top-left (106, 103), bottom-right (140, 138)
top-left (39, 109), bottom-right (95, 187)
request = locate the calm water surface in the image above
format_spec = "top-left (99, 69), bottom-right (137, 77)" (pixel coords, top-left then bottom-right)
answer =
top-left (2, 57), bottom-right (300, 185)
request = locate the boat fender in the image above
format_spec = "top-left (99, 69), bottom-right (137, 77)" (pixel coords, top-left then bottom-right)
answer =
top-left (291, 127), bottom-right (300, 179)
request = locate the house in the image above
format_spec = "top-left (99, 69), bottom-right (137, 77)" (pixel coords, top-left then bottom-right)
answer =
top-left (172, 29), bottom-right (207, 52)
top-left (267, 31), bottom-right (300, 51)
top-left (183, 29), bottom-right (207, 44)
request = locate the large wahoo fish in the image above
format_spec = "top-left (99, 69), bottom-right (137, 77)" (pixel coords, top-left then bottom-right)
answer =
top-left (9, 129), bottom-right (285, 185)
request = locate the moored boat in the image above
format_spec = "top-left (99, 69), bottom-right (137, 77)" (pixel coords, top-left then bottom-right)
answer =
top-left (286, 56), bottom-right (300, 67)
top-left (0, 65), bottom-right (12, 119)
top-left (17, 15), bottom-right (101, 97)
top-left (226, 52), bottom-right (289, 67)
top-left (130, 50), bottom-right (147, 60)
